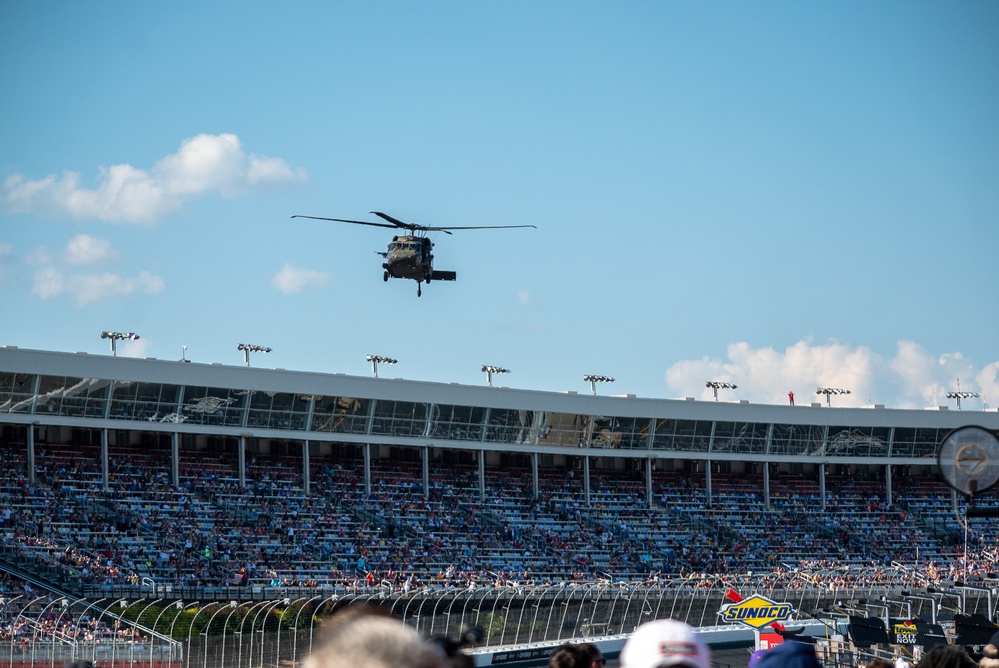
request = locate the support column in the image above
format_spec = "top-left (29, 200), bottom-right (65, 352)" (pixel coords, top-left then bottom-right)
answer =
top-left (26, 424), bottom-right (36, 485)
top-left (583, 457), bottom-right (591, 507)
top-left (364, 443), bottom-right (372, 497)
top-left (422, 447), bottom-right (430, 501)
top-left (302, 440), bottom-right (311, 497)
top-left (238, 436), bottom-right (246, 488)
top-left (531, 453), bottom-right (539, 499)
top-left (171, 432), bottom-right (179, 487)
top-left (705, 460), bottom-right (712, 508)
top-left (101, 429), bottom-right (109, 491)
top-left (819, 463), bottom-right (826, 513)
top-left (478, 451), bottom-right (485, 503)
top-left (645, 458), bottom-right (653, 507)
top-left (886, 464), bottom-right (892, 507)
top-left (763, 462), bottom-right (771, 510)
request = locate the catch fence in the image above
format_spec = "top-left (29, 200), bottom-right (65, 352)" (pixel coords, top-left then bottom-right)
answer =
top-left (1, 579), bottom-right (993, 668)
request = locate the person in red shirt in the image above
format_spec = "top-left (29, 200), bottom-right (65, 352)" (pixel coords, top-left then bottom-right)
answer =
top-left (788, 391), bottom-right (795, 406)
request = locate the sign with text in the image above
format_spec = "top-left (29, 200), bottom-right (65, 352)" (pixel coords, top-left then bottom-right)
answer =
top-left (718, 594), bottom-right (795, 630)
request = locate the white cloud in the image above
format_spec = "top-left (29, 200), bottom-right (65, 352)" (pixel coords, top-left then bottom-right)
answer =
top-left (115, 337), bottom-right (151, 359)
top-left (665, 339), bottom-right (998, 410)
top-left (0, 243), bottom-right (12, 286)
top-left (29, 235), bottom-right (164, 306)
top-left (4, 133), bottom-right (306, 223)
top-left (31, 266), bottom-right (63, 300)
top-left (64, 234), bottom-right (117, 265)
top-left (515, 289), bottom-right (532, 305)
top-left (978, 363), bottom-right (999, 410)
top-left (271, 263), bottom-right (330, 293)
top-left (34, 269), bottom-right (165, 306)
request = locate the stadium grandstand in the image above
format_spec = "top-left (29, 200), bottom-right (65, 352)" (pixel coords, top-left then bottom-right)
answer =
top-left (2, 345), bottom-right (999, 668)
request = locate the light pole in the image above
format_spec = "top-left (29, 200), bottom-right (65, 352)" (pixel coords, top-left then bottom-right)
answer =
top-left (706, 381), bottom-right (737, 401)
top-left (366, 355), bottom-right (397, 378)
top-left (238, 343), bottom-right (271, 366)
top-left (101, 330), bottom-right (139, 356)
top-left (482, 365), bottom-right (509, 387)
top-left (583, 374), bottom-right (614, 395)
top-left (947, 391), bottom-right (979, 411)
top-left (816, 387), bottom-right (850, 407)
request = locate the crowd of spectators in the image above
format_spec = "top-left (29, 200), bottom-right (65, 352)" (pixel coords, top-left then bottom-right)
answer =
top-left (2, 440), bottom-right (998, 597)
top-left (0, 573), bottom-right (148, 649)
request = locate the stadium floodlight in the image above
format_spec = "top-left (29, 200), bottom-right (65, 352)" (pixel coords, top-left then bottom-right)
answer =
top-left (237, 343), bottom-right (271, 367)
top-left (583, 374), bottom-right (615, 395)
top-left (816, 387), bottom-right (850, 407)
top-left (481, 365), bottom-right (510, 387)
top-left (946, 391), bottom-right (979, 411)
top-left (366, 355), bottom-right (397, 378)
top-left (101, 331), bottom-right (139, 357)
top-left (706, 381), bottom-right (737, 401)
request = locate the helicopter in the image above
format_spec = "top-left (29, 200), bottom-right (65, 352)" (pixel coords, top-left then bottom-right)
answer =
top-left (291, 211), bottom-right (536, 296)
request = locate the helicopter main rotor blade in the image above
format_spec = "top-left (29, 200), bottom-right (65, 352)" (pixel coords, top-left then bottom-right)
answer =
top-left (291, 215), bottom-right (399, 230)
top-left (296, 212), bottom-right (538, 234)
top-left (371, 211), bottom-right (416, 229)
top-left (372, 211), bottom-right (537, 233)
top-left (421, 224), bottom-right (538, 230)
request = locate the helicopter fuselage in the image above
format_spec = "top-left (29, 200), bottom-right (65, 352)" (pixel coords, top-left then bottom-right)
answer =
top-left (383, 235), bottom-right (433, 282)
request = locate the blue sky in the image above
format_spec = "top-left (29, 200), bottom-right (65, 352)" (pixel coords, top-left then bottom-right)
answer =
top-left (2, 1), bottom-right (997, 409)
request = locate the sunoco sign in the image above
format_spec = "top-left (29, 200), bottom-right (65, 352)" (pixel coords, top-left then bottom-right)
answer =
top-left (718, 595), bottom-right (795, 630)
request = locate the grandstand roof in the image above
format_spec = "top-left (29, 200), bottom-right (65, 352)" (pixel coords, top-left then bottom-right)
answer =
top-left (2, 346), bottom-right (997, 464)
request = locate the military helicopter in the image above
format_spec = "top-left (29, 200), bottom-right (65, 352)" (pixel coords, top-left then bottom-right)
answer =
top-left (292, 211), bottom-right (536, 296)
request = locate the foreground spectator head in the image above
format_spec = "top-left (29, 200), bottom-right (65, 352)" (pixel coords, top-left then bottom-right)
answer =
top-left (915, 646), bottom-right (977, 668)
top-left (620, 620), bottom-right (711, 668)
top-left (64, 662), bottom-right (94, 668)
top-left (430, 626), bottom-right (483, 668)
top-left (981, 630), bottom-right (999, 668)
top-left (580, 641), bottom-right (607, 668)
top-left (303, 612), bottom-right (449, 668)
top-left (756, 642), bottom-right (821, 668)
top-left (864, 660), bottom-right (892, 668)
top-left (313, 602), bottom-right (395, 641)
top-left (549, 643), bottom-right (593, 668)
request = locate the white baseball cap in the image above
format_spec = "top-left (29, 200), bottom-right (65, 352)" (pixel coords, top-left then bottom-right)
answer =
top-left (620, 620), bottom-right (711, 668)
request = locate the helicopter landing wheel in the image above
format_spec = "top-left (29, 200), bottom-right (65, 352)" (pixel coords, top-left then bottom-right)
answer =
top-left (417, 284), bottom-right (422, 297)
top-left (383, 271), bottom-right (389, 282)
